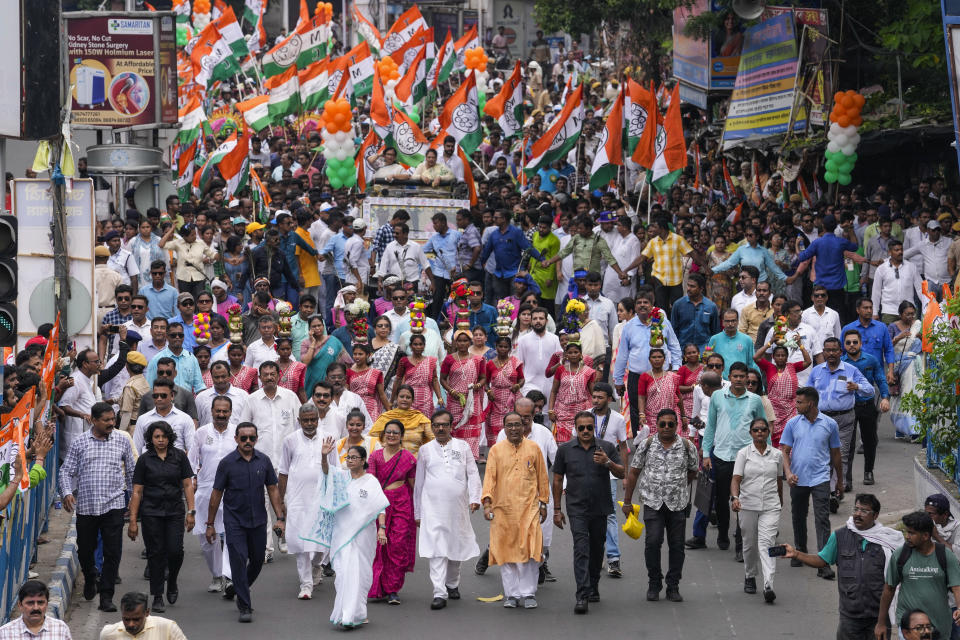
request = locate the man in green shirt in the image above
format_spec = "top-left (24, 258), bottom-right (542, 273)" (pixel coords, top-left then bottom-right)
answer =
top-left (541, 214), bottom-right (629, 285)
top-left (877, 511), bottom-right (960, 640)
top-left (529, 215), bottom-right (560, 310)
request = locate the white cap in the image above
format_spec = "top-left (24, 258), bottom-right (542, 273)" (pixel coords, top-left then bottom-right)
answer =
top-left (319, 202), bottom-right (333, 212)
top-left (352, 218), bottom-right (367, 230)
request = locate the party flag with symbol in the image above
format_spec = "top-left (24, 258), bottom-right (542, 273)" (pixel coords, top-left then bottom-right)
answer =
top-left (434, 29), bottom-right (455, 86)
top-left (177, 94), bottom-right (206, 145)
top-left (353, 5), bottom-right (381, 55)
top-left (235, 94), bottom-right (271, 132)
top-left (211, 5), bottom-right (248, 58)
top-left (191, 23), bottom-right (241, 88)
top-left (382, 5), bottom-right (426, 55)
top-left (345, 40), bottom-right (375, 98)
top-left (626, 80), bottom-right (657, 168)
top-left (395, 44), bottom-right (427, 106)
top-left (355, 129), bottom-right (380, 192)
top-left (589, 85), bottom-right (625, 190)
top-left (386, 108), bottom-right (430, 167)
top-left (439, 71), bottom-right (483, 155)
top-left (523, 84), bottom-right (584, 177)
top-left (296, 14), bottom-right (332, 69)
top-left (650, 85), bottom-right (685, 193)
top-left (266, 66), bottom-right (300, 122)
top-left (483, 61), bottom-right (524, 139)
top-left (298, 58), bottom-right (329, 112)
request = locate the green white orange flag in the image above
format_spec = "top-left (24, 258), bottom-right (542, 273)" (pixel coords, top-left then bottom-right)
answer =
top-left (173, 0), bottom-right (191, 23)
top-left (370, 63), bottom-right (392, 138)
top-left (524, 83), bottom-right (584, 177)
top-left (386, 108), bottom-right (430, 167)
top-left (394, 45), bottom-right (427, 106)
top-left (177, 94), bottom-right (206, 144)
top-left (589, 86), bottom-right (625, 190)
top-left (246, 0), bottom-right (267, 53)
top-left (211, 6), bottom-right (248, 58)
top-left (439, 71), bottom-right (483, 155)
top-left (355, 128), bottom-right (380, 192)
top-left (296, 15), bottom-right (332, 69)
top-left (219, 126), bottom-right (251, 198)
top-left (190, 23), bottom-right (241, 87)
top-left (627, 79), bottom-right (657, 168)
top-left (353, 5), bottom-right (381, 55)
top-left (236, 94), bottom-right (271, 132)
top-left (330, 56), bottom-right (354, 105)
top-left (483, 61), bottom-right (524, 139)
top-left (433, 29), bottom-right (455, 87)
top-left (267, 66), bottom-right (300, 123)
top-left (650, 85), bottom-right (686, 193)
top-left (174, 139), bottom-right (197, 200)
top-left (345, 41), bottom-right (375, 98)
top-left (298, 58), bottom-right (329, 111)
top-left (262, 31), bottom-right (299, 79)
top-left (453, 25), bottom-right (479, 72)
top-left (391, 27), bottom-right (432, 68)
top-left (382, 5), bottom-right (426, 56)
top-left (193, 131), bottom-right (238, 193)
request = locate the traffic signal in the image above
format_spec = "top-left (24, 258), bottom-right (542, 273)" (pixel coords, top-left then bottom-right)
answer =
top-left (0, 215), bottom-right (16, 347)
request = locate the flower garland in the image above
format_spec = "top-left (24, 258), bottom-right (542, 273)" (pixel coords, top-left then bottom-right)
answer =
top-left (348, 299), bottom-right (371, 344)
top-left (409, 297), bottom-right (427, 334)
top-left (649, 306), bottom-right (665, 347)
top-left (495, 300), bottom-right (515, 336)
top-left (276, 301), bottom-right (294, 338)
top-left (227, 304), bottom-right (243, 344)
top-left (193, 313), bottom-right (211, 345)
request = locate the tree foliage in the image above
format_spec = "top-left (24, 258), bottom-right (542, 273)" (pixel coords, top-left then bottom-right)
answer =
top-left (877, 0), bottom-right (946, 70)
top-left (532, 0), bottom-right (691, 38)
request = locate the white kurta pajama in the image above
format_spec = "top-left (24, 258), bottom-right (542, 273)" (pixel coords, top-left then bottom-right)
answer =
top-left (278, 430), bottom-right (339, 592)
top-left (189, 423), bottom-right (237, 580)
top-left (303, 468), bottom-right (389, 628)
top-left (414, 438), bottom-right (482, 599)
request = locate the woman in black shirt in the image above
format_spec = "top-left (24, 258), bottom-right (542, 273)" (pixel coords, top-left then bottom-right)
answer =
top-left (127, 420), bottom-right (195, 613)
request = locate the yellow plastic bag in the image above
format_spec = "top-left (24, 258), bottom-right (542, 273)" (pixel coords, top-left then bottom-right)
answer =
top-left (617, 501), bottom-right (645, 539)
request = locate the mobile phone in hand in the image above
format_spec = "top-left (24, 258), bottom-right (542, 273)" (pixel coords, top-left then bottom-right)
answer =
top-left (768, 545), bottom-right (787, 557)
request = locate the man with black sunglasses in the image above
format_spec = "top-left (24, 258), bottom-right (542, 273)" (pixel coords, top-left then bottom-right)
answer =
top-left (206, 422), bottom-right (286, 623)
top-left (553, 411), bottom-right (624, 614)
top-left (133, 379), bottom-right (195, 455)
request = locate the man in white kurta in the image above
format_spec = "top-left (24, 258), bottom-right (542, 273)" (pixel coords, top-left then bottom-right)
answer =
top-left (516, 310), bottom-right (561, 396)
top-left (195, 362), bottom-right (248, 427)
top-left (238, 361), bottom-right (301, 556)
top-left (603, 220), bottom-right (641, 303)
top-left (278, 403), bottom-right (339, 599)
top-left (188, 395), bottom-right (237, 592)
top-left (414, 410), bottom-right (482, 609)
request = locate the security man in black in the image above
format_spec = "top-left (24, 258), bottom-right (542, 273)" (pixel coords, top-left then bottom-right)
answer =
top-left (207, 422), bottom-right (287, 623)
top-left (552, 410), bottom-right (625, 615)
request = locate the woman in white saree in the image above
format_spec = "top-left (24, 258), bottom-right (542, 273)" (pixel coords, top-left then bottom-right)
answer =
top-left (303, 437), bottom-right (389, 629)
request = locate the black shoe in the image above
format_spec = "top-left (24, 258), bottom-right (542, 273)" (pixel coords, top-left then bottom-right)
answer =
top-left (430, 597), bottom-right (446, 610)
top-left (238, 609), bottom-right (252, 623)
top-left (717, 537), bottom-right (730, 551)
top-left (857, 443), bottom-right (864, 454)
top-left (83, 577), bottom-right (98, 601)
top-left (790, 557), bottom-right (803, 568)
top-left (166, 586), bottom-right (178, 605)
top-left (538, 563), bottom-right (546, 585)
top-left (387, 592), bottom-right (401, 605)
top-left (829, 493), bottom-right (840, 514)
top-left (763, 588), bottom-right (776, 603)
top-left (223, 581), bottom-right (236, 600)
top-left (143, 565), bottom-right (150, 580)
top-left (685, 536), bottom-right (706, 550)
top-left (844, 484), bottom-right (852, 493)
top-left (140, 549), bottom-right (148, 559)
top-left (665, 587), bottom-right (683, 602)
top-left (744, 577), bottom-right (757, 594)
top-left (475, 549), bottom-right (489, 576)
top-left (543, 564), bottom-right (556, 582)
top-left (588, 591), bottom-right (600, 603)
top-left (574, 599), bottom-right (588, 614)
top-left (98, 599), bottom-right (117, 612)
top-left (322, 563), bottom-right (335, 577)
top-left (152, 595), bottom-right (165, 613)
top-left (114, 576), bottom-right (122, 585)
top-left (735, 548), bottom-right (744, 563)
top-left (818, 566), bottom-right (836, 580)
top-left (709, 510), bottom-right (718, 525)
top-left (607, 559), bottom-right (622, 577)
top-left (447, 587), bottom-right (460, 600)
top-left (863, 472), bottom-right (875, 485)
top-left (646, 587), bottom-right (660, 602)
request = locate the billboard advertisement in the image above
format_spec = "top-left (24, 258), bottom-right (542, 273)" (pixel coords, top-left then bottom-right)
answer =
top-left (673, 0), bottom-right (710, 90)
top-left (65, 12), bottom-right (178, 128)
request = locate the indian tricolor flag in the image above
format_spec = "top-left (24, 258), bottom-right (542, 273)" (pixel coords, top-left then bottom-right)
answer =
top-left (298, 58), bottom-right (329, 111)
top-left (626, 80), bottom-right (657, 168)
top-left (236, 95), bottom-right (271, 132)
top-left (589, 86), bottom-right (625, 190)
top-left (483, 61), bottom-right (524, 139)
top-left (353, 5), bottom-right (381, 55)
top-left (722, 158), bottom-right (736, 199)
top-left (439, 71), bottom-right (483, 155)
top-left (386, 108), bottom-right (430, 167)
top-left (650, 85), bottom-right (686, 193)
top-left (177, 95), bottom-right (206, 144)
top-left (296, 15), bottom-right (331, 69)
top-left (382, 5), bottom-right (426, 55)
top-left (433, 30), bottom-right (455, 87)
top-left (394, 45), bottom-right (427, 106)
top-left (345, 41), bottom-right (375, 98)
top-left (524, 84), bottom-right (584, 177)
top-left (267, 66), bottom-right (300, 123)
top-left (211, 6), bottom-right (248, 58)
top-left (191, 23), bottom-right (240, 88)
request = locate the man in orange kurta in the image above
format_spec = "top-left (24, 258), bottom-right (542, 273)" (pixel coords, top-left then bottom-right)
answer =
top-left (481, 412), bottom-right (550, 609)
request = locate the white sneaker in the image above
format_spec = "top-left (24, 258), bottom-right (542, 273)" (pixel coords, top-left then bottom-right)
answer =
top-left (279, 539), bottom-right (288, 554)
top-left (312, 565), bottom-right (324, 586)
top-left (207, 577), bottom-right (223, 593)
top-left (298, 586), bottom-right (312, 600)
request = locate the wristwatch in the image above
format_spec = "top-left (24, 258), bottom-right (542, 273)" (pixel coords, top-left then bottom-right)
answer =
top-left (188, 509), bottom-right (196, 516)
top-left (730, 496), bottom-right (740, 502)
top-left (277, 517), bottom-right (286, 522)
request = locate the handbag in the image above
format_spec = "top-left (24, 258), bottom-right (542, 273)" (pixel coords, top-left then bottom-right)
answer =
top-left (693, 468), bottom-right (714, 516)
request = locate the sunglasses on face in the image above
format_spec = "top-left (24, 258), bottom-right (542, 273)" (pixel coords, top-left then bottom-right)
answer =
top-left (432, 422), bottom-right (451, 428)
top-left (750, 427), bottom-right (769, 433)
top-left (181, 301), bottom-right (195, 306)
top-left (130, 304), bottom-right (145, 309)
top-left (168, 333), bottom-right (184, 338)
top-left (576, 424), bottom-right (594, 432)
top-left (706, 363), bottom-right (723, 369)
top-left (152, 393), bottom-right (169, 399)
top-left (812, 293), bottom-right (826, 298)
top-left (658, 421), bottom-right (677, 428)
top-left (314, 392), bottom-right (331, 399)
top-left (238, 435), bottom-right (258, 442)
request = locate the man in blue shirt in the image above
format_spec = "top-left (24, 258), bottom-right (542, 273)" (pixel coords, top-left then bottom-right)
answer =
top-left (145, 323), bottom-right (206, 393)
top-left (807, 337), bottom-right (873, 497)
top-left (139, 261), bottom-right (178, 320)
top-left (841, 329), bottom-right (890, 488)
top-left (318, 212), bottom-right (348, 326)
top-left (669, 273), bottom-right (719, 351)
top-left (841, 297), bottom-right (895, 385)
top-left (614, 289), bottom-right (682, 430)
top-left (705, 309), bottom-right (757, 378)
top-left (277, 210), bottom-right (317, 307)
top-left (422, 213), bottom-right (462, 318)
top-left (790, 214), bottom-right (859, 321)
top-left (206, 422), bottom-right (285, 623)
top-left (465, 281), bottom-right (498, 347)
top-left (780, 386), bottom-right (842, 580)
top-left (480, 209), bottom-right (544, 303)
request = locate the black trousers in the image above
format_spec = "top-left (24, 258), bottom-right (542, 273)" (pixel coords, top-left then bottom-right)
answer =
top-left (77, 508), bottom-right (124, 600)
top-left (225, 524), bottom-right (267, 612)
top-left (627, 371), bottom-right (641, 437)
top-left (854, 400), bottom-right (879, 473)
top-left (642, 504), bottom-right (686, 588)
top-left (431, 276), bottom-right (450, 319)
top-left (651, 277), bottom-right (683, 314)
top-left (711, 455), bottom-right (742, 549)
top-left (142, 514), bottom-right (185, 596)
top-left (489, 275), bottom-right (513, 304)
top-left (790, 481), bottom-right (831, 552)
top-left (826, 288), bottom-right (850, 324)
top-left (569, 514), bottom-right (606, 600)
top-left (177, 279), bottom-right (207, 301)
